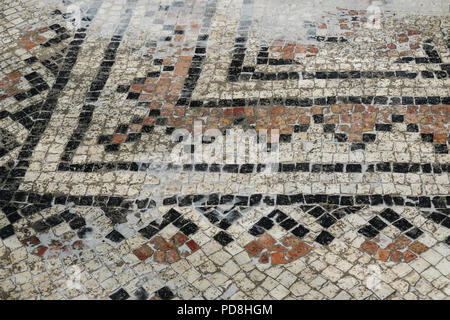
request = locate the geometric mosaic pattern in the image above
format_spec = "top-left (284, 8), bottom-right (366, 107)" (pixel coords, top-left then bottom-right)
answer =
top-left (0, 0), bottom-right (449, 300)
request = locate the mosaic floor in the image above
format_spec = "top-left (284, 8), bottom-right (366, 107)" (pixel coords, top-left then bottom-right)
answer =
top-left (0, 0), bottom-right (449, 300)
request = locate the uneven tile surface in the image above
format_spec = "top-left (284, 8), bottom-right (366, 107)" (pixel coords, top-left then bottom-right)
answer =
top-left (0, 0), bottom-right (449, 300)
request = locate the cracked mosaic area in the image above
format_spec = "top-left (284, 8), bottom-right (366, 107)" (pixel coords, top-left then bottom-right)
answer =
top-left (0, 0), bottom-right (449, 300)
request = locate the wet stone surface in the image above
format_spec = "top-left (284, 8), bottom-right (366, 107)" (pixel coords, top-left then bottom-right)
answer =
top-left (0, 0), bottom-right (449, 300)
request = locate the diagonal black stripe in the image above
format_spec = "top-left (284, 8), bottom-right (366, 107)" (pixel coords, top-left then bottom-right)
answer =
top-left (0, 1), bottom-right (104, 192)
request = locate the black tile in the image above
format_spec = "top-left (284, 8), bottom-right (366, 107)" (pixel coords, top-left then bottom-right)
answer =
top-left (172, 217), bottom-right (190, 228)
top-left (0, 224), bottom-right (14, 239)
top-left (406, 124), bottom-right (419, 132)
top-left (313, 114), bottom-right (324, 123)
top-left (392, 114), bottom-right (404, 123)
top-left (110, 288), bottom-right (129, 300)
top-left (240, 164), bottom-right (254, 173)
top-left (358, 225), bottom-right (379, 238)
top-left (157, 286), bottom-right (174, 300)
top-left (106, 230), bottom-right (125, 243)
top-left (376, 162), bottom-right (391, 172)
top-left (6, 212), bottom-right (21, 224)
top-left (379, 208), bottom-right (400, 222)
top-left (331, 208), bottom-right (348, 219)
top-left (268, 209), bottom-right (288, 222)
top-left (363, 133), bottom-right (376, 142)
top-left (147, 71), bottom-right (160, 78)
top-left (179, 222), bottom-right (198, 236)
top-left (256, 217), bottom-right (274, 230)
top-left (368, 216), bottom-right (387, 230)
top-left (134, 287), bottom-right (149, 300)
top-left (418, 196), bottom-right (431, 208)
top-left (126, 92), bottom-right (140, 99)
top-left (60, 210), bottom-right (76, 222)
top-left (340, 197), bottom-right (354, 206)
top-left (317, 214), bottom-right (337, 228)
top-left (223, 164), bottom-right (239, 173)
top-left (323, 124), bottom-right (335, 133)
top-left (25, 56), bottom-right (39, 64)
top-left (370, 195), bottom-right (383, 206)
top-left (149, 109), bottom-right (161, 117)
top-left (291, 225), bottom-right (309, 238)
top-left (213, 231), bottom-right (233, 246)
top-left (335, 133), bottom-right (348, 142)
top-left (296, 163), bottom-right (309, 172)
top-left (279, 218), bottom-right (298, 230)
top-left (225, 210), bottom-right (242, 223)
top-left (249, 194), bottom-right (262, 206)
top-left (105, 144), bottom-right (120, 152)
top-left (162, 208), bottom-right (181, 222)
top-left (276, 194), bottom-right (290, 205)
top-left (315, 231), bottom-right (334, 245)
top-left (280, 134), bottom-right (291, 143)
top-left (307, 206), bottom-right (325, 218)
top-left (375, 123), bottom-right (392, 131)
top-left (141, 125), bottom-right (154, 133)
top-left (32, 220), bottom-right (50, 233)
top-left (294, 124), bottom-right (309, 132)
top-left (421, 134), bottom-right (433, 143)
top-left (405, 227), bottom-right (423, 239)
top-left (393, 163), bottom-right (409, 173)
top-left (346, 164), bottom-right (362, 172)
top-left (435, 144), bottom-right (448, 154)
top-left (441, 218), bottom-right (450, 228)
top-left (248, 225), bottom-right (265, 236)
top-left (351, 143), bottom-right (365, 151)
top-left (392, 218), bottom-right (413, 231)
top-left (218, 219), bottom-right (231, 230)
top-left (46, 215), bottom-right (63, 227)
top-left (428, 212), bottom-right (446, 224)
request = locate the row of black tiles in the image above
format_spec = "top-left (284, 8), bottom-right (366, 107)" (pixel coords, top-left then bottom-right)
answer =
top-left (1, 191), bottom-right (447, 240)
top-left (182, 162), bottom-right (450, 174)
top-left (177, 95), bottom-right (450, 107)
top-left (110, 286), bottom-right (174, 300)
top-left (396, 57), bottom-right (443, 64)
top-left (55, 157), bottom-right (450, 173)
top-left (0, 191), bottom-right (155, 210)
top-left (1, 191), bottom-right (447, 217)
top-left (0, 191), bottom-right (155, 238)
top-left (230, 69), bottom-right (449, 81)
top-left (162, 193), bottom-right (450, 209)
